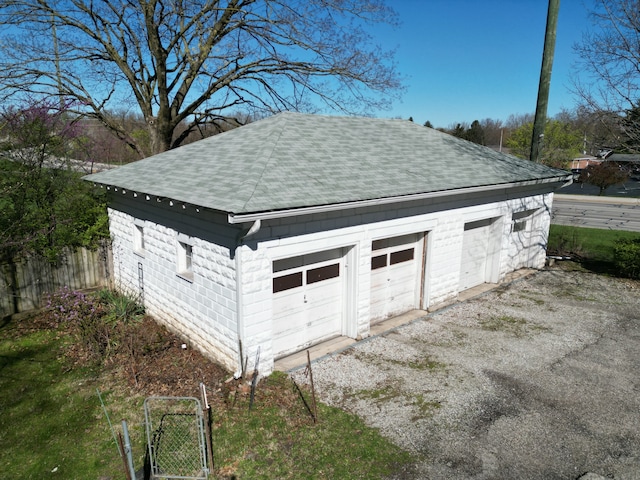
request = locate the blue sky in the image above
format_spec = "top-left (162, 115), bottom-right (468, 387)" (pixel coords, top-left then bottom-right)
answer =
top-left (376, 0), bottom-right (591, 128)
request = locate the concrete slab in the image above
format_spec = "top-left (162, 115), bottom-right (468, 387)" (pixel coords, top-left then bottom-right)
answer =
top-left (274, 268), bottom-right (537, 372)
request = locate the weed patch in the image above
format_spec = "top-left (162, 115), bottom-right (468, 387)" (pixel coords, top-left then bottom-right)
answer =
top-left (480, 315), bottom-right (528, 336)
top-left (355, 382), bottom-right (403, 403)
top-left (411, 394), bottom-right (442, 421)
top-left (407, 355), bottom-right (447, 371)
top-left (518, 292), bottom-right (546, 305)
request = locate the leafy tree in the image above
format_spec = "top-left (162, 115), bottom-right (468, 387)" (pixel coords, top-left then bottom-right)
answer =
top-left (465, 120), bottom-right (485, 145)
top-left (578, 161), bottom-right (630, 195)
top-left (450, 123), bottom-right (467, 139)
top-left (573, 0), bottom-right (640, 152)
top-left (505, 119), bottom-right (583, 168)
top-left (0, 99), bottom-right (109, 262)
top-left (0, 0), bottom-right (403, 156)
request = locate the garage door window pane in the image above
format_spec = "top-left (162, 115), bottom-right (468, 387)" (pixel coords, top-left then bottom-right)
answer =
top-left (372, 239), bottom-right (387, 251)
top-left (273, 272), bottom-right (303, 293)
top-left (307, 263), bottom-right (340, 284)
top-left (371, 254), bottom-right (387, 270)
top-left (390, 248), bottom-right (414, 265)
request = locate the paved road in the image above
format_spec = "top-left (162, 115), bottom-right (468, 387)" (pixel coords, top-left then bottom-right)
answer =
top-left (552, 194), bottom-right (640, 232)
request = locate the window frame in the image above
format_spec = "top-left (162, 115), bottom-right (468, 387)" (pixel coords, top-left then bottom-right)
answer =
top-left (176, 234), bottom-right (194, 281)
top-left (133, 220), bottom-right (145, 255)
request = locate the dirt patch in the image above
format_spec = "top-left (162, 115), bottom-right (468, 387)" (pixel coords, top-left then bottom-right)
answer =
top-left (15, 310), bottom-right (232, 402)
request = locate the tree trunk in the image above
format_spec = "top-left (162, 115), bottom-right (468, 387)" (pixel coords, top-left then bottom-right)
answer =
top-left (1, 253), bottom-right (20, 317)
top-left (147, 112), bottom-right (176, 155)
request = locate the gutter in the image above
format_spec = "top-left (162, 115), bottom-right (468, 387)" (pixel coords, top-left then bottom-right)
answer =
top-left (227, 175), bottom-right (571, 224)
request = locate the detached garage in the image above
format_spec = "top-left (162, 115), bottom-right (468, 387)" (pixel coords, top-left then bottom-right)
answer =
top-left (85, 112), bottom-right (571, 374)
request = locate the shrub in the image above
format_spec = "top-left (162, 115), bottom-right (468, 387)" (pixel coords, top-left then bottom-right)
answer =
top-left (96, 288), bottom-right (145, 324)
top-left (613, 238), bottom-right (640, 279)
top-left (44, 287), bottom-right (145, 362)
top-left (547, 226), bottom-right (583, 258)
top-left (44, 287), bottom-right (109, 359)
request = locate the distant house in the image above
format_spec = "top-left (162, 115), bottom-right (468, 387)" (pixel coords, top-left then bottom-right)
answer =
top-left (84, 112), bottom-right (571, 374)
top-left (607, 154), bottom-right (640, 178)
top-left (572, 153), bottom-right (640, 180)
top-left (570, 156), bottom-right (602, 178)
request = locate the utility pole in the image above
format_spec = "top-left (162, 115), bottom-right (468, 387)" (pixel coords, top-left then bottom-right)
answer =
top-left (530, 0), bottom-right (560, 163)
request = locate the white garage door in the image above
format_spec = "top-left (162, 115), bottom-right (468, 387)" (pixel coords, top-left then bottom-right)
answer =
top-left (460, 219), bottom-right (492, 291)
top-left (272, 249), bottom-right (344, 358)
top-left (370, 233), bottom-right (422, 322)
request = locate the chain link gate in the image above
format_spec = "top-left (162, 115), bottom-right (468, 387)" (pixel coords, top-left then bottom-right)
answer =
top-left (144, 397), bottom-right (209, 479)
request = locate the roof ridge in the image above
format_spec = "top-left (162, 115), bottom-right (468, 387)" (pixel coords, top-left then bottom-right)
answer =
top-left (239, 112), bottom-right (290, 213)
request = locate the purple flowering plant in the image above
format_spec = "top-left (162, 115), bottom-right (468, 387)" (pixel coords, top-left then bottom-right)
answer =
top-left (45, 286), bottom-right (101, 325)
top-left (44, 286), bottom-right (144, 360)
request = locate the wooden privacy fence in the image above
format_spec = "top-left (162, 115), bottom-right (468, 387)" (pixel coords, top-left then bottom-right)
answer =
top-left (0, 243), bottom-right (112, 318)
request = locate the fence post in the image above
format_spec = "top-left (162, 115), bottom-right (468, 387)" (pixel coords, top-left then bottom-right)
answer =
top-left (121, 420), bottom-right (137, 480)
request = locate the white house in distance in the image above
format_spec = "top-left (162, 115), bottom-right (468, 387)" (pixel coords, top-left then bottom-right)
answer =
top-left (84, 112), bottom-right (571, 375)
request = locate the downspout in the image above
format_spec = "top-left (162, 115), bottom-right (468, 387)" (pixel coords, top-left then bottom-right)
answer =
top-left (234, 219), bottom-right (261, 377)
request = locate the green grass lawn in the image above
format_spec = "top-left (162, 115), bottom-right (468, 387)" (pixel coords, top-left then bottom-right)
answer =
top-left (0, 322), bottom-right (138, 479)
top-left (0, 311), bottom-right (413, 479)
top-left (548, 224), bottom-right (640, 264)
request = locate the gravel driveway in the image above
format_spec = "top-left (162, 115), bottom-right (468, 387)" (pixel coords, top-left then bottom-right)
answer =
top-left (292, 267), bottom-right (640, 479)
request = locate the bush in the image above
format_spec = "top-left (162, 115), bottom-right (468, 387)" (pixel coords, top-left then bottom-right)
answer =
top-left (547, 226), bottom-right (583, 258)
top-left (44, 287), bottom-right (145, 362)
top-left (44, 287), bottom-right (109, 359)
top-left (96, 288), bottom-right (145, 324)
top-left (613, 238), bottom-right (640, 279)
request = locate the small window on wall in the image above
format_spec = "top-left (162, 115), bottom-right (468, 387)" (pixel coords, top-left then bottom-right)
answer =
top-left (133, 223), bottom-right (145, 254)
top-left (176, 235), bottom-right (194, 280)
top-left (511, 209), bottom-right (535, 233)
top-left (512, 220), bottom-right (527, 233)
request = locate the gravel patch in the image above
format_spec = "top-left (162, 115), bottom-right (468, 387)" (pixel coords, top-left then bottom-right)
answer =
top-left (291, 267), bottom-right (640, 479)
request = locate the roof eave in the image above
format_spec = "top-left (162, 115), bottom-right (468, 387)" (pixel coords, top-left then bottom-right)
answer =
top-left (227, 174), bottom-right (572, 224)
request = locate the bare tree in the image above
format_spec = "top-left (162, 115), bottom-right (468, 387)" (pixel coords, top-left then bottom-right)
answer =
top-left (0, 0), bottom-right (403, 156)
top-left (479, 118), bottom-right (504, 148)
top-left (573, 0), bottom-right (640, 152)
top-left (505, 113), bottom-right (535, 131)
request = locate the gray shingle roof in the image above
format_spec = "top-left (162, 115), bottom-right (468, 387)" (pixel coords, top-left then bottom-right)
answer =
top-left (84, 112), bottom-right (570, 215)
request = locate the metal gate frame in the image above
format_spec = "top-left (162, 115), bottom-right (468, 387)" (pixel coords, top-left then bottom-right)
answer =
top-left (144, 396), bottom-right (209, 480)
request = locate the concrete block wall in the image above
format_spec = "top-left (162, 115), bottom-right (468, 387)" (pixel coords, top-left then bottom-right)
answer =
top-left (108, 207), bottom-right (239, 371)
top-left (502, 193), bottom-right (553, 273)
top-left (427, 213), bottom-right (465, 306)
top-left (107, 188), bottom-right (557, 376)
